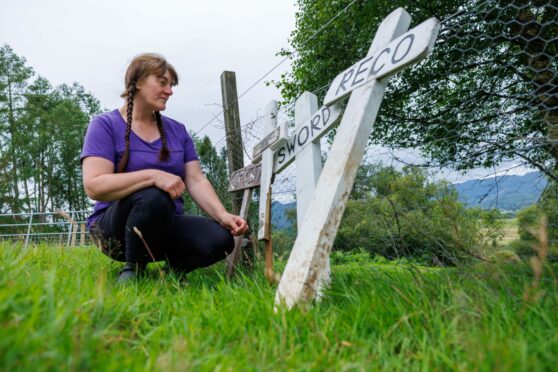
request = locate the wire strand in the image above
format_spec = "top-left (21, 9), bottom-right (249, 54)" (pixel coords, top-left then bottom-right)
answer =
top-left (194, 0), bottom-right (359, 135)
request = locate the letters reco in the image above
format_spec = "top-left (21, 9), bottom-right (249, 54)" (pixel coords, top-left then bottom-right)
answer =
top-left (334, 34), bottom-right (414, 100)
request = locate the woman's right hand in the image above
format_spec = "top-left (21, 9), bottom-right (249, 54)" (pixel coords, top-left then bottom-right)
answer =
top-left (152, 170), bottom-right (186, 199)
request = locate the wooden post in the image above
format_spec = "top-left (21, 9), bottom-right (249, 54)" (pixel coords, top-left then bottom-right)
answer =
top-left (258, 101), bottom-right (278, 241)
top-left (275, 9), bottom-right (440, 309)
top-left (80, 223), bottom-right (86, 246)
top-left (70, 224), bottom-right (77, 247)
top-left (294, 92), bottom-right (321, 229)
top-left (258, 101), bottom-right (281, 283)
top-left (221, 71), bottom-right (245, 215)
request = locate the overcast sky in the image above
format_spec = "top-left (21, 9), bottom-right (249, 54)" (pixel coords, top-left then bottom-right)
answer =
top-left (0, 0), bottom-right (295, 145)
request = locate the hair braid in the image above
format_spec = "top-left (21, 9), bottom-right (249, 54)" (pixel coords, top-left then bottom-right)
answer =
top-left (118, 86), bottom-right (135, 172)
top-left (155, 111), bottom-right (170, 161)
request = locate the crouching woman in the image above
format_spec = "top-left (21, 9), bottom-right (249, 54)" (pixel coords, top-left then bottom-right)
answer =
top-left (80, 53), bottom-right (247, 282)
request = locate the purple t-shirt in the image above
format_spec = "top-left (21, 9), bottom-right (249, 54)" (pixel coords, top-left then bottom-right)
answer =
top-left (80, 109), bottom-right (199, 228)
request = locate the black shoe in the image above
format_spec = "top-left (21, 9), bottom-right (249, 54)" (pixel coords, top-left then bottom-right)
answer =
top-left (117, 262), bottom-right (146, 283)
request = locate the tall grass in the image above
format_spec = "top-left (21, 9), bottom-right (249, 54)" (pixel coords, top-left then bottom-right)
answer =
top-left (0, 242), bottom-right (556, 371)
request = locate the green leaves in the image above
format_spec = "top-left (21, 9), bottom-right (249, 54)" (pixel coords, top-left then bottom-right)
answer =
top-left (0, 44), bottom-right (101, 213)
top-left (276, 0), bottom-right (558, 175)
top-left (337, 162), bottom-right (500, 265)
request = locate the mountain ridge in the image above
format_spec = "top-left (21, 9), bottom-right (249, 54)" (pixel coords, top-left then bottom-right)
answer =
top-left (271, 171), bottom-right (547, 230)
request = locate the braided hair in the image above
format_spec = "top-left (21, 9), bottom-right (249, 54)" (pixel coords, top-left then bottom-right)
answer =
top-left (117, 53), bottom-right (178, 173)
top-left (154, 111), bottom-right (170, 161)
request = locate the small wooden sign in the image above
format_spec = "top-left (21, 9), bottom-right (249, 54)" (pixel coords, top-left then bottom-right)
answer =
top-left (253, 127), bottom-right (280, 159)
top-left (273, 103), bottom-right (343, 173)
top-left (252, 121), bottom-right (289, 163)
top-left (323, 18), bottom-right (440, 106)
top-left (228, 163), bottom-right (262, 192)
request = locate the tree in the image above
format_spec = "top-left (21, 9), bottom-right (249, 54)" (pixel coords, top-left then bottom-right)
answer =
top-left (0, 44), bottom-right (34, 213)
top-left (275, 0), bottom-right (558, 178)
top-left (0, 44), bottom-right (101, 214)
top-left (512, 181), bottom-right (558, 260)
top-left (183, 135), bottom-right (233, 216)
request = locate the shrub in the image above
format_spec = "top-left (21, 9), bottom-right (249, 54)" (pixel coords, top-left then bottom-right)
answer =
top-left (512, 182), bottom-right (558, 261)
top-left (335, 164), bottom-right (501, 266)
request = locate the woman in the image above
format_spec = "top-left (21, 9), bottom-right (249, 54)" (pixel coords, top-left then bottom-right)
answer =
top-left (81, 53), bottom-right (248, 282)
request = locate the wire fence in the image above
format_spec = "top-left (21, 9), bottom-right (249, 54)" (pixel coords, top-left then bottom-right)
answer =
top-left (0, 211), bottom-right (93, 248)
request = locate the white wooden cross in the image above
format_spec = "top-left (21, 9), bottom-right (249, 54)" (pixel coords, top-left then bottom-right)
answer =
top-left (253, 96), bottom-right (343, 287)
top-left (229, 98), bottom-right (339, 283)
top-left (274, 8), bottom-right (440, 309)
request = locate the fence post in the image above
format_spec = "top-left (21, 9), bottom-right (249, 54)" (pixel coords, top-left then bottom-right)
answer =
top-left (24, 210), bottom-right (33, 249)
top-left (70, 214), bottom-right (77, 247)
top-left (66, 211), bottom-right (73, 247)
top-left (80, 223), bottom-right (86, 246)
top-left (221, 71), bottom-right (245, 215)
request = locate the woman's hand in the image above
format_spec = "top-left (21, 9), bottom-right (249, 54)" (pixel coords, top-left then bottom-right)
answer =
top-left (218, 212), bottom-right (249, 236)
top-left (152, 170), bottom-right (186, 199)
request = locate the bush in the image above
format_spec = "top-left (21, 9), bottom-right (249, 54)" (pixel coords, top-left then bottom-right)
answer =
top-left (512, 182), bottom-right (558, 261)
top-left (334, 165), bottom-right (501, 266)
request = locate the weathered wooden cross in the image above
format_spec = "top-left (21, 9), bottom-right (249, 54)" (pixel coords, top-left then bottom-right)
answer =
top-left (227, 8), bottom-right (439, 309)
top-left (255, 95), bottom-right (343, 287)
top-left (273, 8), bottom-right (440, 308)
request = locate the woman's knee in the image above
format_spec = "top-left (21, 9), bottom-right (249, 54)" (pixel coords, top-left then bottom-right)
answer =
top-left (130, 187), bottom-right (175, 216)
top-left (211, 223), bottom-right (235, 256)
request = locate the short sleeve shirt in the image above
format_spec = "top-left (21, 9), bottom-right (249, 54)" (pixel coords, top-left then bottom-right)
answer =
top-left (80, 109), bottom-right (199, 228)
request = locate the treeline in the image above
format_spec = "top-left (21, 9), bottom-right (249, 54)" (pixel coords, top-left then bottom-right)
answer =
top-left (273, 161), bottom-right (558, 265)
top-left (0, 45), bottom-right (101, 214)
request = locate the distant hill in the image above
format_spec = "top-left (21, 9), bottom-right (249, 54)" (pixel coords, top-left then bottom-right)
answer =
top-left (452, 171), bottom-right (547, 211)
top-left (270, 172), bottom-right (547, 230)
top-left (271, 201), bottom-right (296, 230)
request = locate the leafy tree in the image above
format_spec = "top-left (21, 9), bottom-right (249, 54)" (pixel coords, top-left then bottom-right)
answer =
top-left (0, 44), bottom-right (101, 214)
top-left (512, 180), bottom-right (558, 260)
top-left (17, 80), bottom-right (100, 213)
top-left (0, 44), bottom-right (34, 212)
top-left (183, 135), bottom-right (232, 216)
top-left (275, 0), bottom-right (558, 177)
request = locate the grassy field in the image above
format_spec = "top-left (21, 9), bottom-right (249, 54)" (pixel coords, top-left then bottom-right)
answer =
top-left (501, 218), bottom-right (520, 244)
top-left (0, 242), bottom-right (557, 371)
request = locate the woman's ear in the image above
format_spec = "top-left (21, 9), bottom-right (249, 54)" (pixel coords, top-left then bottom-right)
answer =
top-left (135, 78), bottom-right (144, 91)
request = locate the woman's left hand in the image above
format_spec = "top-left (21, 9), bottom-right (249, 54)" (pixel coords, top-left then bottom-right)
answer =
top-left (219, 213), bottom-right (249, 236)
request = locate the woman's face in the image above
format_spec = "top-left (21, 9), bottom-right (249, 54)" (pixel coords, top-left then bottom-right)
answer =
top-left (136, 70), bottom-right (174, 111)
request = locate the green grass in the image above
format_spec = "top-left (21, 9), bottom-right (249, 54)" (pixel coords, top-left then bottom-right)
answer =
top-left (0, 242), bottom-right (557, 371)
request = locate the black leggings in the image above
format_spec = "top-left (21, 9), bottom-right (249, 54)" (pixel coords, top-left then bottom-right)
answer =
top-left (92, 187), bottom-right (234, 273)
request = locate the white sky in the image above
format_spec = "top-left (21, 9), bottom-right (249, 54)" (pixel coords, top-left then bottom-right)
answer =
top-left (0, 0), bottom-right (295, 145)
